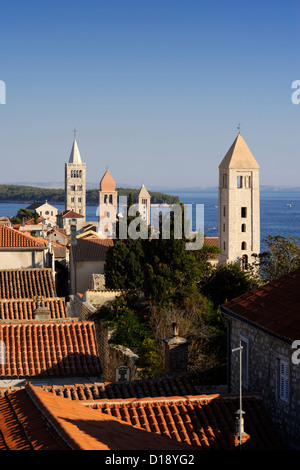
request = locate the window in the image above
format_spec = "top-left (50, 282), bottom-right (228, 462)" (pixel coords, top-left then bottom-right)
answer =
top-left (241, 207), bottom-right (247, 218)
top-left (223, 241), bottom-right (226, 250)
top-left (223, 206), bottom-right (226, 217)
top-left (222, 173), bottom-right (228, 188)
top-left (77, 185), bottom-right (82, 190)
top-left (109, 195), bottom-right (113, 204)
top-left (279, 360), bottom-right (289, 403)
top-left (71, 197), bottom-right (74, 203)
top-left (237, 176), bottom-right (243, 188)
top-left (223, 223), bottom-right (225, 232)
top-left (104, 194), bottom-right (108, 204)
top-left (241, 241), bottom-right (247, 250)
top-left (78, 197), bottom-right (81, 203)
top-left (241, 224), bottom-right (246, 232)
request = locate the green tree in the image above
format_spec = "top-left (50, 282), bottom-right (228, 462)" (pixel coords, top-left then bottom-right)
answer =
top-left (252, 235), bottom-right (300, 283)
top-left (201, 262), bottom-right (258, 308)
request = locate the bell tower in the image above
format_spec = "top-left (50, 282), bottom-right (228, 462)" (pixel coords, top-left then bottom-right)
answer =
top-left (65, 131), bottom-right (86, 220)
top-left (218, 132), bottom-right (260, 268)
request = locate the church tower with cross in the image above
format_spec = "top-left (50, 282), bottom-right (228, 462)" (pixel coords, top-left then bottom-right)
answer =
top-left (218, 132), bottom-right (260, 268)
top-left (64, 131), bottom-right (86, 220)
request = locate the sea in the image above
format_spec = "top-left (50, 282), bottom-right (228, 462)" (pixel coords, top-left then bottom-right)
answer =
top-left (1, 189), bottom-right (300, 252)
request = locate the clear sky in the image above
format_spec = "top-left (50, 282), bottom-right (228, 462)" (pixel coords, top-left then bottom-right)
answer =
top-left (0, 0), bottom-right (299, 190)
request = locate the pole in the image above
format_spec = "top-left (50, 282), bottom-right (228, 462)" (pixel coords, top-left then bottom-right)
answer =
top-left (232, 341), bottom-right (243, 448)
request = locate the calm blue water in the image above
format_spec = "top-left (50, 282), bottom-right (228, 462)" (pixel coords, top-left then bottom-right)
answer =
top-left (1, 190), bottom-right (300, 252)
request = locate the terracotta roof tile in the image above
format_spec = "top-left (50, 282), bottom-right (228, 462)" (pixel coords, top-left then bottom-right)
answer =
top-left (0, 223), bottom-right (46, 248)
top-left (86, 394), bottom-right (285, 450)
top-left (221, 268), bottom-right (300, 341)
top-left (0, 298), bottom-right (67, 320)
top-left (0, 268), bottom-right (56, 299)
top-left (0, 383), bottom-right (191, 450)
top-left (0, 321), bottom-right (101, 378)
top-left (41, 375), bottom-right (197, 401)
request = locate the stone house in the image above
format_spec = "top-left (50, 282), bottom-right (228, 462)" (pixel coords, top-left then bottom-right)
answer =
top-left (69, 237), bottom-right (113, 294)
top-left (27, 201), bottom-right (58, 226)
top-left (220, 268), bottom-right (300, 449)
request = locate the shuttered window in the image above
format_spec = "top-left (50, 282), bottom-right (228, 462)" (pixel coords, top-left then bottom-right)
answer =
top-left (279, 360), bottom-right (289, 403)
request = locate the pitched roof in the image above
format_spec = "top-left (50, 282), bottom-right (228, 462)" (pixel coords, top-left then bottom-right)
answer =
top-left (0, 298), bottom-right (67, 321)
top-left (0, 268), bottom-right (56, 299)
top-left (0, 383), bottom-right (191, 450)
top-left (0, 224), bottom-right (46, 248)
top-left (221, 268), bottom-right (300, 342)
top-left (138, 184), bottom-right (151, 199)
top-left (35, 375), bottom-right (197, 401)
top-left (219, 133), bottom-right (260, 170)
top-left (84, 394), bottom-right (285, 450)
top-left (71, 237), bottom-right (113, 261)
top-left (100, 169), bottom-right (116, 192)
top-left (0, 320), bottom-right (101, 377)
top-left (58, 210), bottom-right (84, 218)
top-left (68, 138), bottom-right (82, 164)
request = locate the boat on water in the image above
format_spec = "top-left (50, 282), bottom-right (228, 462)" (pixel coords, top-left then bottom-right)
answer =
top-left (286, 204), bottom-right (292, 207)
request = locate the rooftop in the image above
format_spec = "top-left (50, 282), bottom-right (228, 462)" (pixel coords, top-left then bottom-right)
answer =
top-left (0, 223), bottom-right (47, 248)
top-left (71, 237), bottom-right (113, 261)
top-left (0, 320), bottom-right (101, 378)
top-left (0, 383), bottom-right (191, 450)
top-left (221, 268), bottom-right (300, 343)
top-left (219, 133), bottom-right (260, 170)
top-left (0, 268), bottom-right (56, 299)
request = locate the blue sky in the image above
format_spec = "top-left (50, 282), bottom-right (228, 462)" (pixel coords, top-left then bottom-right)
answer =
top-left (0, 0), bottom-right (299, 190)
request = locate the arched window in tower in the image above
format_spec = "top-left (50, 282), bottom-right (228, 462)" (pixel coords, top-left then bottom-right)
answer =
top-left (79, 170), bottom-right (82, 177)
top-left (109, 195), bottom-right (113, 204)
top-left (241, 241), bottom-right (247, 250)
top-left (241, 224), bottom-right (246, 232)
top-left (71, 170), bottom-right (73, 178)
top-left (237, 176), bottom-right (243, 188)
top-left (104, 194), bottom-right (108, 204)
top-left (222, 173), bottom-right (227, 188)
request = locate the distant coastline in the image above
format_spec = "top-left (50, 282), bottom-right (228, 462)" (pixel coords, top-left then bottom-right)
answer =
top-left (0, 184), bottom-right (180, 206)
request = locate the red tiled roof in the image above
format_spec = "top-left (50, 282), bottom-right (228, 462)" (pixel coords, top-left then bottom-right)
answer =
top-left (0, 269), bottom-right (56, 299)
top-left (0, 383), bottom-right (191, 450)
top-left (86, 394), bottom-right (285, 450)
top-left (71, 237), bottom-right (113, 261)
top-left (221, 268), bottom-right (300, 342)
top-left (0, 298), bottom-right (67, 321)
top-left (204, 236), bottom-right (219, 247)
top-left (35, 375), bottom-right (197, 401)
top-left (0, 320), bottom-right (101, 377)
top-left (0, 224), bottom-right (46, 248)
top-left (58, 210), bottom-right (84, 218)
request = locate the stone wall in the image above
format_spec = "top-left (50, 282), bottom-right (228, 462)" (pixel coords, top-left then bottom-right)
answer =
top-left (229, 316), bottom-right (300, 449)
top-left (68, 292), bottom-right (141, 383)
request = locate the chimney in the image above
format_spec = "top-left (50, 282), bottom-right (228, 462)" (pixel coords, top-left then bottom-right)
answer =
top-left (33, 296), bottom-right (51, 320)
top-left (231, 409), bottom-right (250, 448)
top-left (163, 322), bottom-right (190, 376)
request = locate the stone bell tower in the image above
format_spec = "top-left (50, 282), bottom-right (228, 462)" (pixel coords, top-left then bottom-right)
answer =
top-left (218, 132), bottom-right (260, 268)
top-left (65, 131), bottom-right (86, 220)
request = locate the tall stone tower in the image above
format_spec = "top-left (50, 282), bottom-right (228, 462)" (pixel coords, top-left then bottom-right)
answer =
top-left (138, 184), bottom-right (151, 225)
top-left (65, 134), bottom-right (86, 220)
top-left (218, 133), bottom-right (260, 268)
top-left (98, 169), bottom-right (118, 237)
